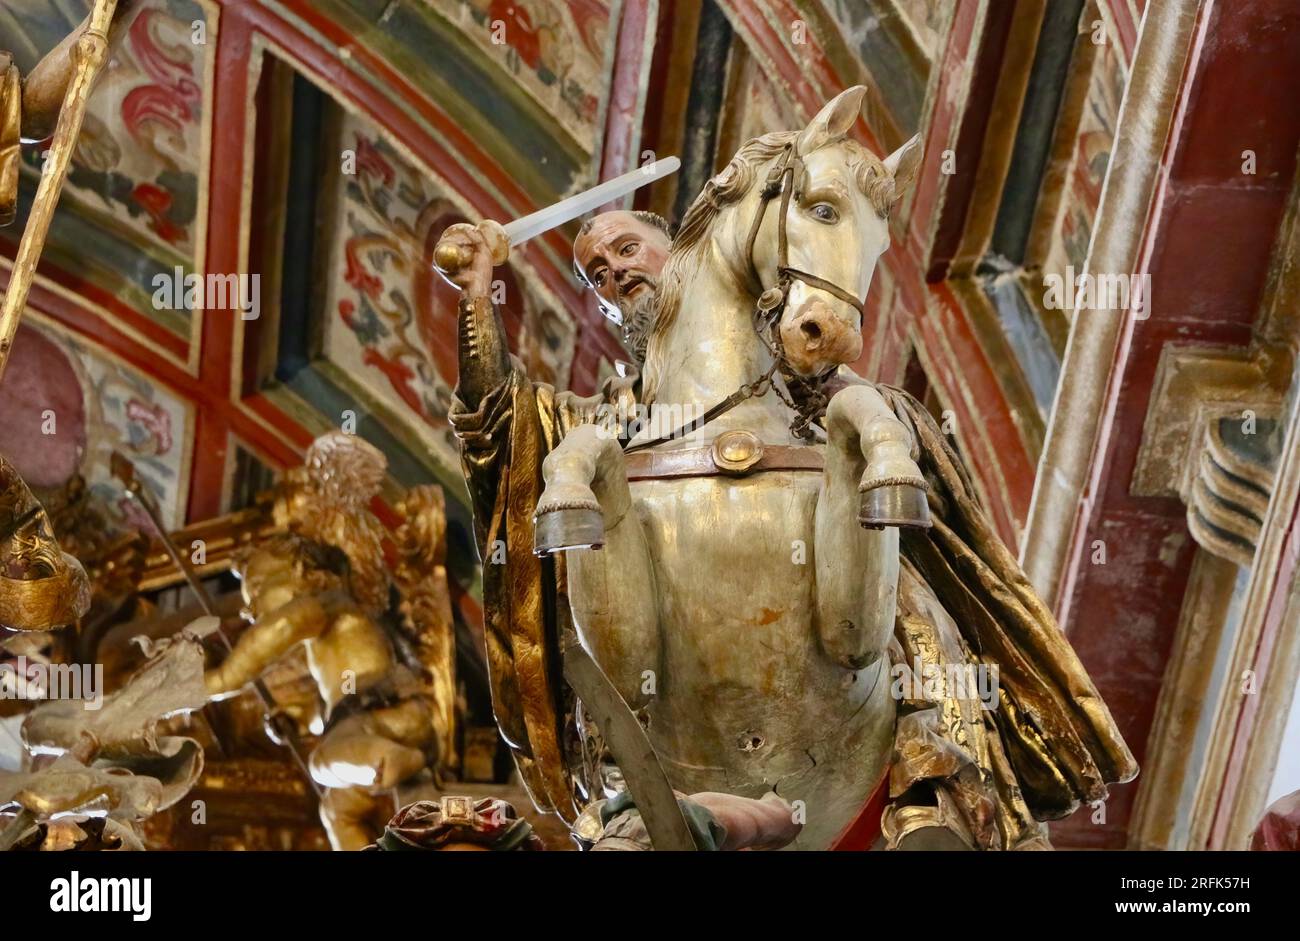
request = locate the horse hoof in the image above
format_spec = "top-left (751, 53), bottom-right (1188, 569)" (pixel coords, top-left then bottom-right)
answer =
top-left (533, 503), bottom-right (605, 555)
top-left (859, 482), bottom-right (932, 530)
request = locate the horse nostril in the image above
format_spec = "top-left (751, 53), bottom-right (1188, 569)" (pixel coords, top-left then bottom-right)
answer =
top-left (800, 320), bottom-right (823, 348)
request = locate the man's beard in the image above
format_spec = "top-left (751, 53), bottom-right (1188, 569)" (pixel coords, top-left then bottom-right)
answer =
top-left (618, 276), bottom-right (658, 366)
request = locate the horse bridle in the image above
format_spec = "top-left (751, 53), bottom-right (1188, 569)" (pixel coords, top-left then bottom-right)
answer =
top-left (743, 141), bottom-right (868, 325)
top-left (626, 141), bottom-right (867, 452)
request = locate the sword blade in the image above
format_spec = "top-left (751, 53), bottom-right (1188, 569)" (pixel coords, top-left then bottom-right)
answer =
top-left (502, 156), bottom-right (680, 247)
top-left (562, 640), bottom-right (697, 851)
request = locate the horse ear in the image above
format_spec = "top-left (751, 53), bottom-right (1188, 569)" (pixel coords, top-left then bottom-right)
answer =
top-left (883, 134), bottom-right (923, 206)
top-left (796, 86), bottom-right (867, 155)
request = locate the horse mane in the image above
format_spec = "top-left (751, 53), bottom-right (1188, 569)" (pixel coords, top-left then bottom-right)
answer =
top-left (642, 130), bottom-right (894, 403)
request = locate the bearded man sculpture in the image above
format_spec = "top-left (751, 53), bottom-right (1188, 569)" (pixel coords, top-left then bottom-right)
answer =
top-left (572, 209), bottom-right (672, 366)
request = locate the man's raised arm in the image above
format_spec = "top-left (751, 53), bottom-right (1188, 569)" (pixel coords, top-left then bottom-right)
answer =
top-left (434, 223), bottom-right (512, 412)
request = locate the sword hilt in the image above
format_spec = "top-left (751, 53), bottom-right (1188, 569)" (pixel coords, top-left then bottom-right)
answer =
top-left (433, 219), bottom-right (509, 275)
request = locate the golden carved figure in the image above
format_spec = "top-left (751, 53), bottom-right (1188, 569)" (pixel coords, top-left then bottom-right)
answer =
top-left (1, 632), bottom-right (208, 851)
top-left (203, 433), bottom-right (457, 850)
top-left (0, 454), bottom-right (90, 632)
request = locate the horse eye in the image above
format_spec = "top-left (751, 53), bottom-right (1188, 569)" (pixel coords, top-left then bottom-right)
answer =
top-left (810, 203), bottom-right (839, 224)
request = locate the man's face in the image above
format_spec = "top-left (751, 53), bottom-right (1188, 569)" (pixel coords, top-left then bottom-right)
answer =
top-left (574, 211), bottom-right (670, 313)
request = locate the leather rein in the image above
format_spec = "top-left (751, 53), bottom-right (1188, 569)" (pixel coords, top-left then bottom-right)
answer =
top-left (625, 142), bottom-right (866, 453)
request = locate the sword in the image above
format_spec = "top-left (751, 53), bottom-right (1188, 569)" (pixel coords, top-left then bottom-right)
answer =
top-left (562, 638), bottom-right (697, 851)
top-left (433, 156), bottom-right (680, 274)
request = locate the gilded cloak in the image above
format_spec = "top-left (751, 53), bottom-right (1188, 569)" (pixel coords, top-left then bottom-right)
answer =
top-left (452, 369), bottom-right (1137, 845)
top-left (451, 361), bottom-right (634, 822)
top-left (877, 384), bottom-right (1137, 848)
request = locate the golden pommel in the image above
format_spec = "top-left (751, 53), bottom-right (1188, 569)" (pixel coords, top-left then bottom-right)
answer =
top-left (433, 220), bottom-right (509, 275)
top-left (433, 239), bottom-right (469, 273)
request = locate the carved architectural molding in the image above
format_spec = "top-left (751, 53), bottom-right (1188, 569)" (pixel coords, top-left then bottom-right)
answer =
top-left (1133, 345), bottom-right (1290, 566)
top-left (1020, 0), bottom-right (1203, 606)
top-left (1132, 152), bottom-right (1300, 848)
top-left (1128, 551), bottom-right (1240, 849)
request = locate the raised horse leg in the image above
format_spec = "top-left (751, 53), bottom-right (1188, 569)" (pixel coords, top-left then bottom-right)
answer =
top-left (533, 425), bottom-right (660, 708)
top-left (815, 383), bottom-right (928, 670)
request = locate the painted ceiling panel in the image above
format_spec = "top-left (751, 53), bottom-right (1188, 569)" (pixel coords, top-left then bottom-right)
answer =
top-left (2, 320), bottom-right (194, 530)
top-left (267, 0), bottom-right (614, 202)
top-left (821, 0), bottom-right (949, 133)
top-left (1029, 15), bottom-right (1126, 323)
top-left (426, 0), bottom-right (612, 150)
top-left (317, 106), bottom-right (576, 478)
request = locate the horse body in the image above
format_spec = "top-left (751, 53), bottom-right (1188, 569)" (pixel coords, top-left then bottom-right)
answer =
top-left (537, 88), bottom-right (925, 849)
top-left (631, 472), bottom-right (897, 849)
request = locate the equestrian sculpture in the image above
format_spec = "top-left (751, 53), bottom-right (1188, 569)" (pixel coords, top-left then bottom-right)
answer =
top-left (440, 86), bottom-right (1137, 850)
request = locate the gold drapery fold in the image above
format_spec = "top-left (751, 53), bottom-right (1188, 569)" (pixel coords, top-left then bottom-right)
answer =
top-left (451, 364), bottom-right (601, 823)
top-left (880, 385), bottom-right (1138, 821)
top-left (891, 563), bottom-right (1049, 849)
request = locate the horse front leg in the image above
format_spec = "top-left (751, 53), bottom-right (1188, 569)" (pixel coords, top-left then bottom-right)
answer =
top-left (815, 384), bottom-right (927, 670)
top-left (533, 425), bottom-right (660, 708)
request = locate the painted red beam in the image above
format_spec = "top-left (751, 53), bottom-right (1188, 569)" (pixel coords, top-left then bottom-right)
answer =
top-left (906, 0), bottom-right (982, 261)
top-left (1051, 0), bottom-right (1300, 847)
top-left (598, 0), bottom-right (655, 184)
top-left (923, 0), bottom-right (1016, 281)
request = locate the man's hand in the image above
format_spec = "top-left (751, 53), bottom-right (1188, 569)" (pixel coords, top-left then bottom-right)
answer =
top-left (686, 791), bottom-right (803, 850)
top-left (435, 223), bottom-right (496, 299)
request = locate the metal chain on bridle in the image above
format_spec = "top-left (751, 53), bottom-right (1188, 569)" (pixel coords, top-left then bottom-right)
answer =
top-left (626, 142), bottom-right (866, 452)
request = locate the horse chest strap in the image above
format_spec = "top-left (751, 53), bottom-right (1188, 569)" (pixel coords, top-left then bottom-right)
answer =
top-left (625, 437), bottom-right (824, 481)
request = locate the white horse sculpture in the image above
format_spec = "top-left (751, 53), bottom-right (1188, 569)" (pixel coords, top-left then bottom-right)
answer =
top-left (533, 87), bottom-right (929, 849)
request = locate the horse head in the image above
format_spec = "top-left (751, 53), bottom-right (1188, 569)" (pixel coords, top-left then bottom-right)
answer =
top-left (642, 87), bottom-right (923, 405)
top-left (723, 86), bottom-right (922, 379)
